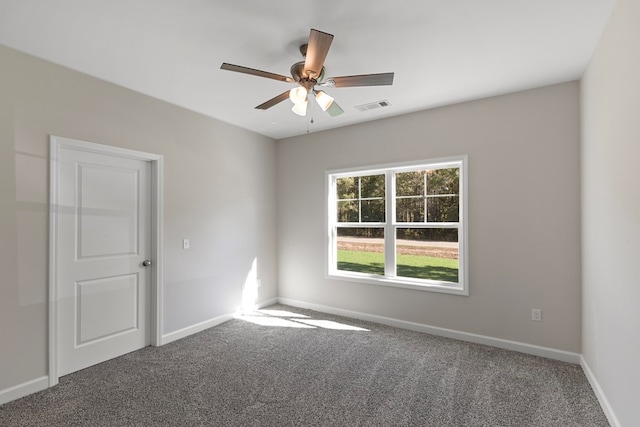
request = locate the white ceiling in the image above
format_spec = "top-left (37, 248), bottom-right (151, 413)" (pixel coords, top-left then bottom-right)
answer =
top-left (0, 0), bottom-right (615, 140)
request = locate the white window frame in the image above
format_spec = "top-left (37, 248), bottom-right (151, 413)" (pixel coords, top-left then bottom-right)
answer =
top-left (326, 155), bottom-right (468, 296)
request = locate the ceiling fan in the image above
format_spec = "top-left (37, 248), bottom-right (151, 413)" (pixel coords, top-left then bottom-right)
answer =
top-left (221, 29), bottom-right (394, 117)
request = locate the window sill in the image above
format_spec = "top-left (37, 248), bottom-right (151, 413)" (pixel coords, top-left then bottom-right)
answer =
top-left (326, 271), bottom-right (468, 296)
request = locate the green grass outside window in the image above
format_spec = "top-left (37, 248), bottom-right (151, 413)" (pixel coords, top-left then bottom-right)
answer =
top-left (337, 250), bottom-right (458, 283)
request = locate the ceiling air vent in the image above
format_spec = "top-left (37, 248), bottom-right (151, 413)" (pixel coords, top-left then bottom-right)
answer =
top-left (355, 100), bottom-right (391, 112)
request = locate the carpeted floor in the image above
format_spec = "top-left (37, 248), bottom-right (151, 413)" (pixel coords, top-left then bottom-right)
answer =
top-left (0, 304), bottom-right (608, 426)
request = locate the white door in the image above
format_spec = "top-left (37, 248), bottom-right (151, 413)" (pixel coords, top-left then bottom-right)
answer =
top-left (55, 144), bottom-right (152, 376)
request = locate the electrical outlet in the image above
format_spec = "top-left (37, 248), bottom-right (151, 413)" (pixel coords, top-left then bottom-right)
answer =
top-left (532, 308), bottom-right (542, 322)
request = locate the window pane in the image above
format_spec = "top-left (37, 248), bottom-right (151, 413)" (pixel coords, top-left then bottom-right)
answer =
top-left (361, 199), bottom-right (385, 222)
top-left (337, 174), bottom-right (385, 223)
top-left (427, 168), bottom-right (459, 195)
top-left (337, 201), bottom-right (359, 222)
top-left (396, 228), bottom-right (459, 283)
top-left (396, 171), bottom-right (425, 197)
top-left (360, 174), bottom-right (385, 198)
top-left (396, 197), bottom-right (424, 222)
top-left (329, 158), bottom-right (466, 292)
top-left (426, 196), bottom-right (459, 222)
top-left (336, 177), bottom-right (357, 200)
top-left (337, 227), bottom-right (384, 276)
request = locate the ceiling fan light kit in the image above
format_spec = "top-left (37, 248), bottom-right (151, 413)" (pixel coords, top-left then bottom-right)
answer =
top-left (221, 28), bottom-right (394, 119)
top-left (314, 90), bottom-right (334, 111)
top-left (291, 99), bottom-right (308, 116)
top-left (289, 86), bottom-right (308, 104)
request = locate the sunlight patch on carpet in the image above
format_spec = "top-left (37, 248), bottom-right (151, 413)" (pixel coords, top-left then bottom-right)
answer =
top-left (238, 315), bottom-right (315, 328)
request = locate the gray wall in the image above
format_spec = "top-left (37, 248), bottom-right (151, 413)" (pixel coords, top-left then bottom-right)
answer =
top-left (277, 82), bottom-right (582, 352)
top-left (0, 45), bottom-right (277, 392)
top-left (581, 0), bottom-right (640, 424)
top-left (7, 9), bottom-right (637, 419)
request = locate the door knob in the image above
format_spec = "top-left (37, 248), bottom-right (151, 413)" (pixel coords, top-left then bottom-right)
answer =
top-left (142, 260), bottom-right (152, 267)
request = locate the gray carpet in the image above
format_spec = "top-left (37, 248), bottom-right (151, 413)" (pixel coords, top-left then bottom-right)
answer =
top-left (1, 304), bottom-right (608, 426)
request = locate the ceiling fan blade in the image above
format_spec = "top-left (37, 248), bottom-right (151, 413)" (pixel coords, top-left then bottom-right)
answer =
top-left (304, 29), bottom-right (334, 79)
top-left (326, 100), bottom-right (344, 117)
top-left (330, 72), bottom-right (394, 88)
top-left (255, 90), bottom-right (291, 110)
top-left (221, 63), bottom-right (293, 83)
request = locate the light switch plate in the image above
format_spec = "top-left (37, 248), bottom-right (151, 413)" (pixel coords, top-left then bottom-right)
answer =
top-left (183, 239), bottom-right (190, 249)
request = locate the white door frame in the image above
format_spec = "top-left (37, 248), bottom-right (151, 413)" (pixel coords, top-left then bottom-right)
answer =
top-left (48, 135), bottom-right (164, 387)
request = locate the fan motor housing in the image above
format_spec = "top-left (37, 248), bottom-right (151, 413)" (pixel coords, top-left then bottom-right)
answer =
top-left (290, 61), bottom-right (326, 83)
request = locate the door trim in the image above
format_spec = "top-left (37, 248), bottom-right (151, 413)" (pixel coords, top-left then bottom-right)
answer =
top-left (48, 135), bottom-right (164, 387)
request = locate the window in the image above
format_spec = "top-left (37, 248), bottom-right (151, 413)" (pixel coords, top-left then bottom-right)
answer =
top-left (327, 156), bottom-right (468, 295)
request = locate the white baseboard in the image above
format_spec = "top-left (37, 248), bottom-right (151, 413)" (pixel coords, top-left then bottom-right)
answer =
top-left (580, 356), bottom-right (621, 427)
top-left (162, 313), bottom-right (235, 345)
top-left (257, 297), bottom-right (279, 309)
top-left (277, 297), bottom-right (581, 364)
top-left (1, 299), bottom-right (281, 405)
top-left (161, 298), bottom-right (279, 345)
top-left (1, 298), bottom-right (582, 408)
top-left (0, 376), bottom-right (48, 405)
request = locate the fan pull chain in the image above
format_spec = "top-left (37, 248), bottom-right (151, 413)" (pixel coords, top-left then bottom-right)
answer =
top-left (307, 96), bottom-right (315, 133)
